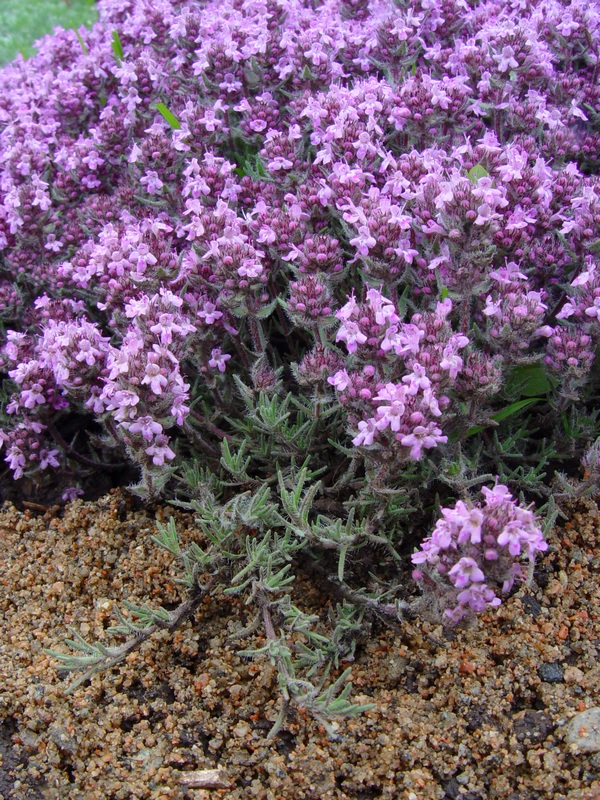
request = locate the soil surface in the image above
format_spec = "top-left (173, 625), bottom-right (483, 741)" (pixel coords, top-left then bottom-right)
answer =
top-left (1, 489), bottom-right (600, 800)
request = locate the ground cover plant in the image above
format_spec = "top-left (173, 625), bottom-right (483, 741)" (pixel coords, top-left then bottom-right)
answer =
top-left (0, 0), bottom-right (599, 732)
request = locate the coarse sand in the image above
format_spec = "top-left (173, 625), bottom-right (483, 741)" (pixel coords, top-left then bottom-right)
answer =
top-left (1, 489), bottom-right (600, 800)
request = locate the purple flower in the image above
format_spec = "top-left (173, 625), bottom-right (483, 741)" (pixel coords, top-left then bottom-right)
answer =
top-left (142, 360), bottom-right (168, 395)
top-left (197, 300), bottom-right (223, 325)
top-left (496, 521), bottom-right (528, 557)
top-left (448, 557), bottom-right (485, 589)
top-left (493, 45), bottom-right (519, 74)
top-left (145, 434), bottom-right (176, 466)
top-left (481, 483), bottom-right (513, 508)
top-left (455, 584), bottom-right (501, 613)
top-left (124, 416), bottom-right (164, 443)
top-left (335, 320), bottom-right (367, 353)
top-left (441, 501), bottom-right (484, 544)
top-left (39, 448), bottom-right (60, 469)
top-left (208, 348), bottom-right (231, 373)
top-left (328, 370), bottom-right (352, 391)
top-left (399, 423), bottom-right (447, 460)
top-left (62, 487), bottom-right (84, 502)
top-left (352, 418), bottom-right (378, 447)
top-left (374, 383), bottom-right (407, 432)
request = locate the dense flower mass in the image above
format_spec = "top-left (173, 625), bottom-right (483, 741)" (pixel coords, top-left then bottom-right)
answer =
top-left (0, 0), bottom-right (599, 624)
top-left (412, 483), bottom-right (548, 623)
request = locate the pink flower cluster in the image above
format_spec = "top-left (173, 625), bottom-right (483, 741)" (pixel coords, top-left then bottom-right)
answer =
top-left (0, 0), bottom-right (596, 500)
top-left (328, 290), bottom-right (468, 461)
top-left (412, 484), bottom-right (548, 624)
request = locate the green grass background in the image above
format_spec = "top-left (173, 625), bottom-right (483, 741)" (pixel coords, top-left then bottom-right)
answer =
top-left (0, 0), bottom-right (98, 65)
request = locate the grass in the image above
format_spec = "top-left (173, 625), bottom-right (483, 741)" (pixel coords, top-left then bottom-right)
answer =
top-left (0, 0), bottom-right (98, 66)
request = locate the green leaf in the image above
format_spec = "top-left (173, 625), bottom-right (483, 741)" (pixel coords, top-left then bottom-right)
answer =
top-left (253, 297), bottom-right (278, 319)
top-left (467, 164), bottom-right (489, 184)
top-left (220, 438), bottom-right (251, 480)
top-left (76, 30), bottom-right (89, 56)
top-left (456, 398), bottom-right (544, 441)
top-left (155, 102), bottom-right (181, 130)
top-left (505, 363), bottom-right (551, 397)
top-left (491, 397), bottom-right (542, 423)
top-left (338, 544), bottom-right (348, 582)
top-left (112, 30), bottom-right (123, 63)
top-left (152, 517), bottom-right (181, 556)
top-left (396, 283), bottom-right (411, 320)
top-left (234, 152), bottom-right (266, 180)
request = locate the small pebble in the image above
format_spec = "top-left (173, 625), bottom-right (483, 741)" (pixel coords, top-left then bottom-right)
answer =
top-left (564, 666), bottom-right (585, 685)
top-left (233, 721), bottom-right (250, 738)
top-left (180, 768), bottom-right (231, 789)
top-left (566, 708), bottom-right (600, 753)
top-left (538, 662), bottom-right (564, 684)
top-left (513, 710), bottom-right (555, 744)
top-left (521, 594), bottom-right (543, 619)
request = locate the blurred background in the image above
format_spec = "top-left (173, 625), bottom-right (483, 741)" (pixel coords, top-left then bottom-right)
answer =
top-left (0, 0), bottom-right (98, 65)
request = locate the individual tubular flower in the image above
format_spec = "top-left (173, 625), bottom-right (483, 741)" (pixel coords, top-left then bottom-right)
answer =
top-left (208, 347), bottom-right (231, 373)
top-left (145, 433), bottom-right (176, 466)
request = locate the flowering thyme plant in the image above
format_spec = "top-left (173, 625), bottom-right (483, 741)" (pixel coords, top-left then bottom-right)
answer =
top-left (0, 0), bottom-right (598, 731)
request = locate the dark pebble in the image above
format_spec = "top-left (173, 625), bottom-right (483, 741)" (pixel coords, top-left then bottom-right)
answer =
top-left (513, 710), bottom-right (555, 744)
top-left (521, 593), bottom-right (542, 618)
top-left (538, 662), bottom-right (564, 683)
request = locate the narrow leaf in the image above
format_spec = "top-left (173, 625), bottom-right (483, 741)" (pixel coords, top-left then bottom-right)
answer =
top-left (490, 397), bottom-right (541, 423)
top-left (454, 398), bottom-right (544, 441)
top-left (112, 30), bottom-right (124, 63)
top-left (76, 30), bottom-right (89, 56)
top-left (155, 102), bottom-right (181, 130)
top-left (338, 544), bottom-right (348, 582)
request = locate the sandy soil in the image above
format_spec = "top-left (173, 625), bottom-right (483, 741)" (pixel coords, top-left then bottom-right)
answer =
top-left (1, 489), bottom-right (600, 800)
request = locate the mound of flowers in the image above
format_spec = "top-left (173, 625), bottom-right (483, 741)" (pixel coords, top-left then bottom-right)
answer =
top-left (1, 0), bottom-right (599, 723)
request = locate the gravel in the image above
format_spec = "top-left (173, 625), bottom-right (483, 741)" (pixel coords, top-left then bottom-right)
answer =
top-left (1, 490), bottom-right (600, 799)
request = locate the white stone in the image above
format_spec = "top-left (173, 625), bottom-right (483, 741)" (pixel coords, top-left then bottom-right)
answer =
top-left (566, 708), bottom-right (600, 753)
